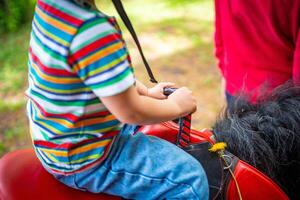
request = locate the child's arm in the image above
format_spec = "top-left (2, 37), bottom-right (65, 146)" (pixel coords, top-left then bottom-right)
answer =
top-left (101, 85), bottom-right (196, 125)
top-left (67, 17), bottom-right (192, 125)
top-left (136, 80), bottom-right (175, 99)
top-left (135, 80), bottom-right (148, 96)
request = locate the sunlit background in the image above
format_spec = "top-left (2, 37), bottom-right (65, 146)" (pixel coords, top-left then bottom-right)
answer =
top-left (0, 0), bottom-right (224, 157)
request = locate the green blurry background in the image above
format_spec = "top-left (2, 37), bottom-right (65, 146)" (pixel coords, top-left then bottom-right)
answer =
top-left (0, 0), bottom-right (223, 157)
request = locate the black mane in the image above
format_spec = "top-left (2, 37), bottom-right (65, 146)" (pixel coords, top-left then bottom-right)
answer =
top-left (212, 82), bottom-right (300, 199)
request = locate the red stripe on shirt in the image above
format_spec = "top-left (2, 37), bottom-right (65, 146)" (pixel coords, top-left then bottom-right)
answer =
top-left (68, 33), bottom-right (121, 65)
top-left (34, 131), bottom-right (118, 150)
top-left (30, 47), bottom-right (77, 77)
top-left (38, 0), bottom-right (83, 27)
top-left (31, 98), bottom-right (111, 122)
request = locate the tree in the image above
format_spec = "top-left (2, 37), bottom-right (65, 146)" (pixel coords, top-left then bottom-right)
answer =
top-left (0, 0), bottom-right (34, 33)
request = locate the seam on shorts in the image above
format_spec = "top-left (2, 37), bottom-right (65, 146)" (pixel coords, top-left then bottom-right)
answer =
top-left (102, 165), bottom-right (200, 199)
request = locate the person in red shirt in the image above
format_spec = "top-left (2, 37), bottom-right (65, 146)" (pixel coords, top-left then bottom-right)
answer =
top-left (214, 0), bottom-right (300, 104)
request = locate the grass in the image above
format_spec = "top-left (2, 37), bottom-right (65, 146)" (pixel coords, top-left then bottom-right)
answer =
top-left (0, 0), bottom-right (223, 157)
top-left (0, 21), bottom-right (30, 156)
top-left (0, 24), bottom-right (30, 95)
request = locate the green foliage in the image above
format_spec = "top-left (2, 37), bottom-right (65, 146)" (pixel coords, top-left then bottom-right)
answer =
top-left (0, 101), bottom-right (25, 113)
top-left (0, 24), bottom-right (30, 95)
top-left (166, 0), bottom-right (205, 7)
top-left (0, 143), bottom-right (5, 156)
top-left (0, 0), bottom-right (35, 33)
top-left (0, 111), bottom-right (29, 156)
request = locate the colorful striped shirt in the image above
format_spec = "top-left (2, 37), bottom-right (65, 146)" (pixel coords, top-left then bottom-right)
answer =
top-left (26, 0), bottom-right (135, 175)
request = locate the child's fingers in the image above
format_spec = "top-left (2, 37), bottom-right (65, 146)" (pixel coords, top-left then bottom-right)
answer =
top-left (159, 82), bottom-right (176, 88)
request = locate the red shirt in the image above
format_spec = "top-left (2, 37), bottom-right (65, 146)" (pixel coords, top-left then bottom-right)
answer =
top-left (215, 0), bottom-right (300, 97)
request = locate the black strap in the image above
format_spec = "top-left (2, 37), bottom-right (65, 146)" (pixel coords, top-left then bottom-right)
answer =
top-left (176, 114), bottom-right (191, 147)
top-left (183, 142), bottom-right (239, 200)
top-left (112, 0), bottom-right (158, 83)
top-left (183, 142), bottom-right (224, 200)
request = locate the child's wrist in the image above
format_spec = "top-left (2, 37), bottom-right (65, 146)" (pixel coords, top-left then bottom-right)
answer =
top-left (165, 98), bottom-right (182, 117)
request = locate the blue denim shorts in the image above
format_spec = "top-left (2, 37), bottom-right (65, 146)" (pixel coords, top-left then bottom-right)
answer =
top-left (51, 124), bottom-right (209, 200)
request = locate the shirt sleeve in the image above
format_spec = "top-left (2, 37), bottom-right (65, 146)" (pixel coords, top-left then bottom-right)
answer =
top-left (293, 28), bottom-right (300, 85)
top-left (68, 16), bottom-right (135, 97)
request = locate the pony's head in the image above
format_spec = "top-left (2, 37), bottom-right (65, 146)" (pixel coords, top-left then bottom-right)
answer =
top-left (213, 82), bottom-right (300, 199)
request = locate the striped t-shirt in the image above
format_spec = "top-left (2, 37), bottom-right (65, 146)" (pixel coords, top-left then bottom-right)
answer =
top-left (26, 0), bottom-right (135, 175)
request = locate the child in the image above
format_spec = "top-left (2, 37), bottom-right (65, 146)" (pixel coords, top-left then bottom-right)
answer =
top-left (26, 0), bottom-right (208, 199)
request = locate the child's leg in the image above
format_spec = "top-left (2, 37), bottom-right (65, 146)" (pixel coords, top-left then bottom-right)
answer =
top-left (56, 125), bottom-right (209, 199)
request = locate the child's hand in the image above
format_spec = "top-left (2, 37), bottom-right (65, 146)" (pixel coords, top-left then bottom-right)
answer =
top-left (148, 82), bottom-right (175, 99)
top-left (168, 87), bottom-right (197, 116)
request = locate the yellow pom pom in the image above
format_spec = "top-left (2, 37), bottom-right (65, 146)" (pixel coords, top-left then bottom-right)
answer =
top-left (208, 142), bottom-right (227, 152)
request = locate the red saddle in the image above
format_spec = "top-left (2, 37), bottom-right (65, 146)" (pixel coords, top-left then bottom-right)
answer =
top-left (0, 122), bottom-right (289, 200)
